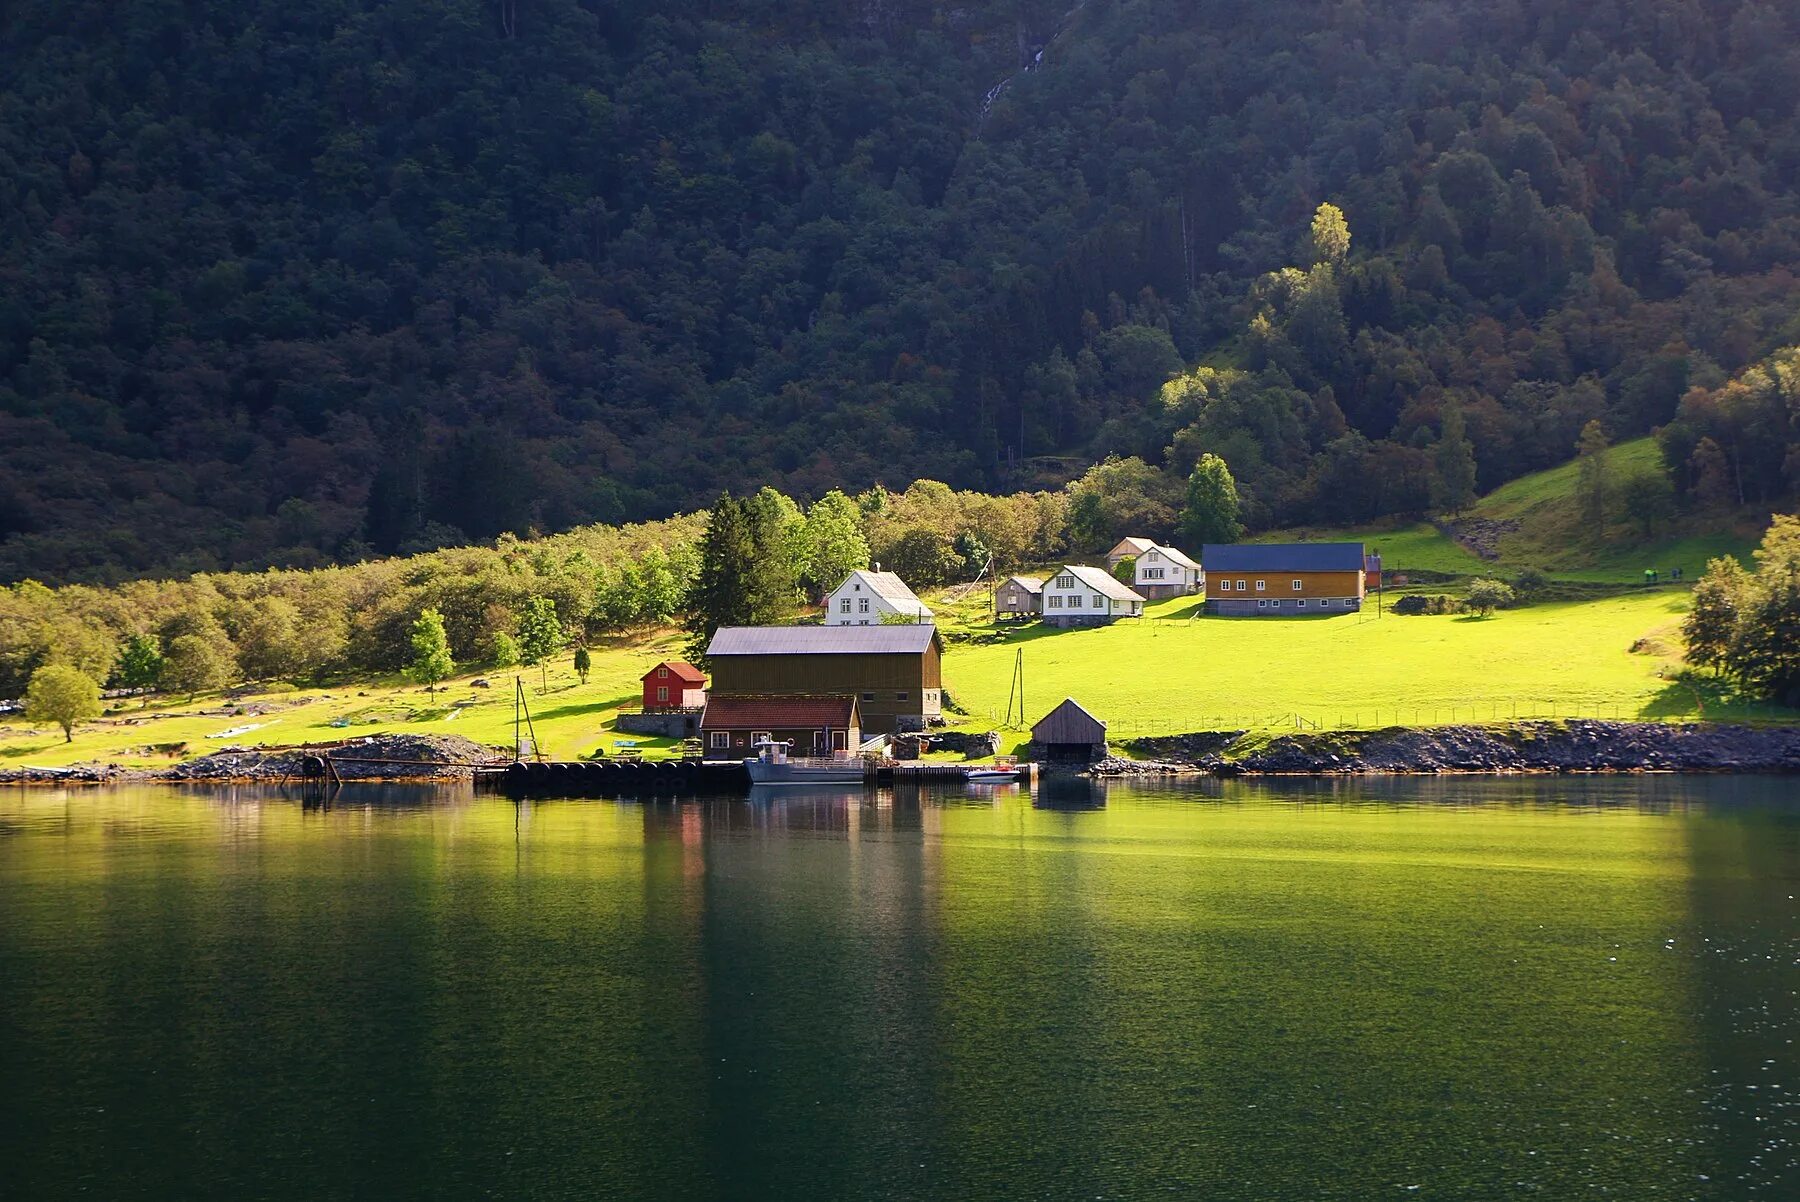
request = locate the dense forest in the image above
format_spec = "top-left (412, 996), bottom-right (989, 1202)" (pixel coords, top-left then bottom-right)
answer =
top-left (3, 0), bottom-right (1800, 583)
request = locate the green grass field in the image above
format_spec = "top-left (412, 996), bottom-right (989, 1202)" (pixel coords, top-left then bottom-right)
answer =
top-left (1262, 438), bottom-right (1762, 582)
top-left (8, 581), bottom-right (1789, 769)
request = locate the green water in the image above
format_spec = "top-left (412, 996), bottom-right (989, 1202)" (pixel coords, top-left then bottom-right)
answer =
top-left (1, 778), bottom-right (1795, 1200)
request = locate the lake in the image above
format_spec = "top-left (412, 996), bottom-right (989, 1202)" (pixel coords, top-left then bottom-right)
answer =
top-left (1, 777), bottom-right (1795, 1199)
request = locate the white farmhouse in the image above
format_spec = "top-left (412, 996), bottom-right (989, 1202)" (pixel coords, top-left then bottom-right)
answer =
top-left (824, 568), bottom-right (933, 626)
top-left (1040, 564), bottom-right (1145, 627)
top-left (1133, 544), bottom-right (1204, 599)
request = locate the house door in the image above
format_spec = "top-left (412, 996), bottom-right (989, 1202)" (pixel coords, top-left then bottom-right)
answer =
top-left (814, 729), bottom-right (827, 753)
top-left (832, 730), bottom-right (848, 751)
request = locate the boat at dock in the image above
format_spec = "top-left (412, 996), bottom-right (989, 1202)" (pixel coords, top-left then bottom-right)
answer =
top-left (964, 767), bottom-right (1020, 784)
top-left (744, 741), bottom-right (868, 786)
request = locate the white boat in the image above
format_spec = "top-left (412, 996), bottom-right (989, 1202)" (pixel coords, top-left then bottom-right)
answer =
top-left (744, 741), bottom-right (867, 786)
top-left (964, 767), bottom-right (1019, 784)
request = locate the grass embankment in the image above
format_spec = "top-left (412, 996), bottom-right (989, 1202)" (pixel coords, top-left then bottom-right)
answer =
top-left (1264, 438), bottom-right (1762, 582)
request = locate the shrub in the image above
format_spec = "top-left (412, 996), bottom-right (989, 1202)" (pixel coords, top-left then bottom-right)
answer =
top-left (1463, 578), bottom-right (1517, 617)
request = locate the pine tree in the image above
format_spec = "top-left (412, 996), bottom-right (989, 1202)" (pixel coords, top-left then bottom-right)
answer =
top-left (1179, 453), bottom-right (1245, 546)
top-left (1432, 401), bottom-right (1478, 514)
top-left (1576, 419), bottom-right (1610, 532)
top-left (683, 495), bottom-right (759, 664)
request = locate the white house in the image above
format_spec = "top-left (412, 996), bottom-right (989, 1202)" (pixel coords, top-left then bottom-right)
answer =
top-left (1133, 544), bottom-right (1204, 599)
top-left (1040, 564), bottom-right (1146, 627)
top-left (825, 568), bottom-right (933, 626)
top-left (1105, 536), bottom-right (1157, 571)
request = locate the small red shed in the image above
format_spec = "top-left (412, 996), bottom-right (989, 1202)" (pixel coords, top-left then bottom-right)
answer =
top-left (642, 661), bottom-right (707, 711)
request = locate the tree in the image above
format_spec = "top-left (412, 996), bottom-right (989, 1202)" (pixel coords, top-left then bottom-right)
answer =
top-left (1462, 578), bottom-right (1516, 617)
top-left (1684, 556), bottom-right (1750, 675)
top-left (1689, 437), bottom-right (1735, 510)
top-left (1113, 555), bottom-right (1137, 586)
top-left (25, 664), bottom-right (102, 742)
top-left (1575, 420), bottom-right (1610, 532)
top-left (516, 596), bottom-right (562, 666)
top-left (488, 631), bottom-right (521, 669)
top-left (116, 633), bottom-right (163, 698)
top-left (405, 607), bottom-right (454, 684)
top-left (572, 644), bottom-right (591, 684)
top-left (684, 495), bottom-right (760, 664)
top-left (1307, 202), bottom-right (1351, 269)
top-left (1432, 402), bottom-right (1478, 515)
top-left (1619, 470), bottom-right (1676, 538)
top-left (1067, 457), bottom-right (1180, 551)
top-left (161, 634), bottom-right (232, 701)
top-left (802, 490), bottom-right (870, 596)
top-left (1178, 453), bottom-right (1244, 546)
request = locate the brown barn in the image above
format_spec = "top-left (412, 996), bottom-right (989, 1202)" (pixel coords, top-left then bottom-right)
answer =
top-left (995, 575), bottom-right (1044, 618)
top-left (704, 625), bottom-right (944, 734)
top-left (699, 694), bottom-right (860, 761)
top-left (1030, 698), bottom-right (1107, 762)
top-left (1202, 542), bottom-right (1367, 615)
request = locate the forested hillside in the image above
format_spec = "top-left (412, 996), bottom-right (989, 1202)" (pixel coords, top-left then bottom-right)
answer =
top-left (4, 0), bottom-right (1799, 583)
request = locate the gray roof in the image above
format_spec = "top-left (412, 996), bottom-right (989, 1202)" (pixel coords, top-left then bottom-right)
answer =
top-left (707, 625), bottom-right (940, 657)
top-left (1053, 563), bottom-right (1146, 602)
top-left (1143, 544), bottom-right (1201, 571)
top-left (839, 569), bottom-right (932, 615)
top-left (1203, 542), bottom-right (1365, 572)
top-left (1001, 575), bottom-right (1044, 593)
top-left (1108, 537), bottom-right (1156, 557)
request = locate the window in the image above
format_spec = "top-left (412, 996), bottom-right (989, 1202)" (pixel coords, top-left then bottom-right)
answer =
top-left (1092, 595), bottom-right (1104, 608)
top-left (861, 692), bottom-right (875, 702)
top-left (1047, 594), bottom-right (1063, 608)
top-left (858, 597), bottom-right (870, 614)
top-left (1258, 598), bottom-right (1267, 608)
top-left (1055, 574), bottom-right (1075, 589)
top-left (832, 730), bottom-right (848, 751)
top-left (656, 686), bottom-right (668, 702)
top-left (1255, 579), bottom-right (1266, 592)
top-left (657, 666), bottom-right (668, 678)
top-left (752, 731), bottom-right (772, 746)
top-left (840, 598), bottom-right (851, 613)
top-left (896, 691), bottom-right (909, 701)
top-left (709, 732), bottom-right (729, 749)
top-left (1297, 599), bottom-right (1307, 608)
top-left (1292, 579), bottom-right (1303, 591)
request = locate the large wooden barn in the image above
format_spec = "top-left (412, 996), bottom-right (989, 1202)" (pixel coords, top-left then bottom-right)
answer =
top-left (1202, 542), bottom-right (1367, 615)
top-left (704, 624), bottom-right (944, 734)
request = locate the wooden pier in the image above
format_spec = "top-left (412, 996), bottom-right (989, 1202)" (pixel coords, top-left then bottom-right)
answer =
top-left (483, 757), bottom-right (1036, 797)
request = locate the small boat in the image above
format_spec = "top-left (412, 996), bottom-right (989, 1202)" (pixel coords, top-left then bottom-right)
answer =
top-left (964, 767), bottom-right (1020, 784)
top-left (744, 740), bottom-right (867, 786)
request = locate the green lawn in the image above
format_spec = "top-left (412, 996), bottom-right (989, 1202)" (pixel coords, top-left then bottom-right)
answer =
top-left (1261, 438), bottom-right (1763, 584)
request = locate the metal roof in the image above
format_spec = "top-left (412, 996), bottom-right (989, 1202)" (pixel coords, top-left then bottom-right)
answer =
top-left (837, 569), bottom-right (933, 615)
top-left (1107, 537), bottom-right (1157, 557)
top-left (1202, 542), bottom-right (1366, 572)
top-left (706, 624), bottom-right (941, 656)
top-left (1051, 563), bottom-right (1146, 602)
top-left (700, 693), bottom-right (858, 728)
top-left (1001, 575), bottom-right (1045, 593)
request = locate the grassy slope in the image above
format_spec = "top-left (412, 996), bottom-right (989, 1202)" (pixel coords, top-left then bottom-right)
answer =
top-left (1263, 438), bottom-right (1763, 581)
top-left (4, 438), bottom-right (1788, 768)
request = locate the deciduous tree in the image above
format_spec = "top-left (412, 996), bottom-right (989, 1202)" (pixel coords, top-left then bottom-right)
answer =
top-left (25, 664), bottom-right (102, 742)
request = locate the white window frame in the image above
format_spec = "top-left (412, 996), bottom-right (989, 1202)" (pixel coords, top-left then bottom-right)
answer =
top-left (1092, 595), bottom-right (1104, 608)
top-left (1258, 598), bottom-right (1267, 608)
top-left (657, 666), bottom-right (668, 678)
top-left (858, 597), bottom-right (870, 614)
top-left (1219, 579), bottom-right (1231, 591)
top-left (840, 598), bottom-right (851, 613)
top-left (1297, 599), bottom-right (1307, 608)
top-left (656, 686), bottom-right (668, 702)
top-left (1055, 574), bottom-right (1075, 589)
top-left (1255, 579), bottom-right (1265, 592)
top-left (752, 730), bottom-right (772, 746)
top-left (1047, 594), bottom-right (1063, 609)
top-left (1237, 580), bottom-right (1248, 591)
top-left (1292, 579), bottom-right (1303, 591)
top-left (709, 731), bottom-right (729, 749)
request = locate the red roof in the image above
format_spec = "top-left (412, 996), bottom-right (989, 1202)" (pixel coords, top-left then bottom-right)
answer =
top-left (700, 694), bottom-right (857, 728)
top-left (644, 660), bottom-right (706, 684)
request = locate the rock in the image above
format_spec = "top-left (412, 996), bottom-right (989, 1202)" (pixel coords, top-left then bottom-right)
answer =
top-left (164, 733), bottom-right (507, 781)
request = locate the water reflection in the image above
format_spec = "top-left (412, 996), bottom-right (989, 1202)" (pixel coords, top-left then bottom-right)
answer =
top-left (1, 778), bottom-right (1796, 1199)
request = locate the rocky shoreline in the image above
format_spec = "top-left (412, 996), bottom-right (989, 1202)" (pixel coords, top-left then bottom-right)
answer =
top-left (1112, 720), bottom-right (1800, 775)
top-left (0, 734), bottom-right (507, 786)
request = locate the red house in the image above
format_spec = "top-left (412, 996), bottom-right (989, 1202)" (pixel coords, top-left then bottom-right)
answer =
top-left (642, 661), bottom-right (706, 711)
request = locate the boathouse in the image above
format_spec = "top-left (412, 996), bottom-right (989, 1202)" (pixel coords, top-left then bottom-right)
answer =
top-left (995, 575), bottom-right (1044, 618)
top-left (1030, 698), bottom-right (1107, 762)
top-left (642, 661), bottom-right (706, 710)
top-left (699, 694), bottom-right (861, 761)
top-left (705, 624), bottom-right (943, 734)
top-left (1203, 542), bottom-right (1367, 615)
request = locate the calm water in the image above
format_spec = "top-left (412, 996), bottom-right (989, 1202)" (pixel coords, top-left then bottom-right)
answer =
top-left (1, 778), bottom-right (1796, 1200)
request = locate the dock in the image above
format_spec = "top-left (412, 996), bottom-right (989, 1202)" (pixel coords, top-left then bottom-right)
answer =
top-left (482, 758), bottom-right (1036, 797)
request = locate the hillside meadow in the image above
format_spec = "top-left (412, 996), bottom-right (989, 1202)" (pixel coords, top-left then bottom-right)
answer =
top-left (4, 584), bottom-right (1786, 769)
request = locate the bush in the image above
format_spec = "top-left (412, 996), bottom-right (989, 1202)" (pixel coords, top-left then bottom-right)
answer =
top-left (1463, 578), bottom-right (1517, 617)
top-left (1511, 567), bottom-right (1550, 596)
top-left (1392, 594), bottom-right (1454, 615)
